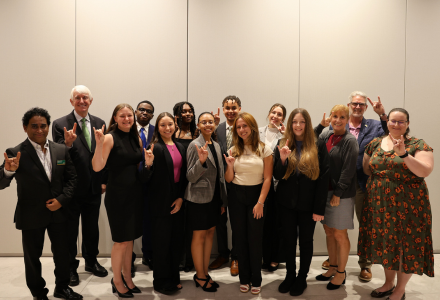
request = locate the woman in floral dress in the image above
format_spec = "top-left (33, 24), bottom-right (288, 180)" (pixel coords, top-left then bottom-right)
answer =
top-left (358, 108), bottom-right (434, 300)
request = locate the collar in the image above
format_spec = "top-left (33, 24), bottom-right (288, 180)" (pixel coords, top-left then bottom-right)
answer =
top-left (28, 137), bottom-right (49, 151)
top-left (349, 121), bottom-right (362, 130)
top-left (137, 122), bottom-right (150, 132)
top-left (73, 110), bottom-right (90, 123)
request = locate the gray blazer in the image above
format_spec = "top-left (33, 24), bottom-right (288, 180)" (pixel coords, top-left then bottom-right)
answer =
top-left (185, 134), bottom-right (228, 206)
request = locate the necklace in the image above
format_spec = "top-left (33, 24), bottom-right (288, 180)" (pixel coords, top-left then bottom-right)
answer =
top-left (332, 135), bottom-right (343, 146)
top-left (185, 131), bottom-right (191, 137)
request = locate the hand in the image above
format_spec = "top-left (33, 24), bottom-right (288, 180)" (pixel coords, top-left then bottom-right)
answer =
top-left (367, 96), bottom-right (385, 116)
top-left (223, 149), bottom-right (236, 167)
top-left (101, 184), bottom-right (106, 194)
top-left (330, 195), bottom-right (340, 207)
top-left (3, 152), bottom-right (21, 172)
top-left (195, 141), bottom-right (209, 164)
top-left (321, 112), bottom-right (332, 127)
top-left (277, 139), bottom-right (291, 162)
top-left (221, 207), bottom-right (225, 215)
top-left (312, 214), bottom-right (324, 222)
top-left (93, 124), bottom-right (105, 146)
top-left (64, 123), bottom-right (77, 147)
top-left (144, 144), bottom-right (155, 167)
top-left (253, 202), bottom-right (264, 219)
top-left (389, 135), bottom-right (406, 156)
top-left (212, 107), bottom-right (221, 126)
top-left (275, 122), bottom-right (285, 134)
top-left (46, 199), bottom-right (62, 211)
top-left (170, 198), bottom-right (183, 214)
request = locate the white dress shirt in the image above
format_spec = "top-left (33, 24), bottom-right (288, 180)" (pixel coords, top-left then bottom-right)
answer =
top-left (74, 110), bottom-right (91, 140)
top-left (137, 122), bottom-right (150, 138)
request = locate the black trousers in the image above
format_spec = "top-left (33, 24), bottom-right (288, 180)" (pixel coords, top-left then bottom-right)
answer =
top-left (229, 183), bottom-right (265, 286)
top-left (66, 193), bottom-right (101, 271)
top-left (215, 186), bottom-right (237, 260)
top-left (152, 209), bottom-right (184, 289)
top-left (183, 201), bottom-right (193, 265)
top-left (279, 206), bottom-right (316, 278)
top-left (141, 194), bottom-right (153, 261)
top-left (262, 188), bottom-right (280, 264)
top-left (22, 221), bottom-right (70, 297)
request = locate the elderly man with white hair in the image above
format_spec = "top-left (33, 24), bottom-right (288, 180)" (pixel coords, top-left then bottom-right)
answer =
top-left (52, 85), bottom-right (108, 286)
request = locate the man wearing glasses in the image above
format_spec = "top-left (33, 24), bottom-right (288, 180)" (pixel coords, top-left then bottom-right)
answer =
top-left (320, 91), bottom-right (387, 282)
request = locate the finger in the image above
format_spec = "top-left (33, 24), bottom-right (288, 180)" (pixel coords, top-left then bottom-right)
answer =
top-left (16, 152), bottom-right (21, 162)
top-left (3, 152), bottom-right (10, 161)
top-left (285, 139), bottom-right (289, 147)
top-left (204, 141), bottom-right (209, 148)
top-left (389, 135), bottom-right (396, 143)
top-left (367, 97), bottom-right (374, 106)
top-left (322, 112), bottom-right (326, 120)
top-left (401, 135), bottom-right (404, 142)
top-left (46, 199), bottom-right (53, 204)
top-left (217, 107), bottom-right (220, 115)
top-left (378, 96), bottom-right (381, 103)
top-left (229, 149), bottom-right (233, 157)
top-left (195, 144), bottom-right (200, 151)
top-left (93, 127), bottom-right (96, 134)
top-left (223, 154), bottom-right (227, 160)
top-left (211, 110), bottom-right (213, 115)
top-left (150, 144), bottom-right (154, 152)
top-left (72, 122), bottom-right (77, 133)
top-left (64, 127), bottom-right (68, 135)
top-left (101, 124), bottom-right (105, 131)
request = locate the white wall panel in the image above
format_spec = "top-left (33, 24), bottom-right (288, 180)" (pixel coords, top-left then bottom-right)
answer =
top-left (76, 0), bottom-right (187, 255)
top-left (0, 0), bottom-right (75, 255)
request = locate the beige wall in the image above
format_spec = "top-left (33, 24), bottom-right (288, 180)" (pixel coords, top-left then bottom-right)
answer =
top-left (0, 0), bottom-right (438, 256)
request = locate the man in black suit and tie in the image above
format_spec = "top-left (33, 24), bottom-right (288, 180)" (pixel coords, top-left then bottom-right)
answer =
top-left (209, 95), bottom-right (241, 276)
top-left (0, 108), bottom-right (82, 300)
top-left (52, 85), bottom-right (108, 285)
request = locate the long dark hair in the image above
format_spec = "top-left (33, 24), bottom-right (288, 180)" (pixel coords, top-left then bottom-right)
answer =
top-left (151, 112), bottom-right (177, 145)
top-left (197, 112), bottom-right (218, 142)
top-left (386, 108), bottom-right (410, 139)
top-left (173, 102), bottom-right (197, 139)
top-left (106, 103), bottom-right (139, 141)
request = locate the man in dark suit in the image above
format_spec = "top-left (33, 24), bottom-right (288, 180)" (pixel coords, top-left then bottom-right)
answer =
top-left (0, 108), bottom-right (82, 300)
top-left (209, 95), bottom-right (241, 276)
top-left (52, 85), bottom-right (108, 285)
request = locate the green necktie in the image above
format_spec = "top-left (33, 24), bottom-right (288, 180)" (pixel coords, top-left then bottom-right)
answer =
top-left (81, 118), bottom-right (91, 150)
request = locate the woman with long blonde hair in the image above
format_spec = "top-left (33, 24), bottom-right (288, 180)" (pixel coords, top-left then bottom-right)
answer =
top-left (274, 108), bottom-right (330, 296)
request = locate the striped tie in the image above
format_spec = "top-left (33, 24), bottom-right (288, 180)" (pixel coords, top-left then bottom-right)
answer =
top-left (81, 118), bottom-right (91, 151)
top-left (226, 126), bottom-right (232, 150)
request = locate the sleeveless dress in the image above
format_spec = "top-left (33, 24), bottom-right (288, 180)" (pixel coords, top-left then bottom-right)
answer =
top-left (357, 137), bottom-right (434, 276)
top-left (105, 127), bottom-right (143, 242)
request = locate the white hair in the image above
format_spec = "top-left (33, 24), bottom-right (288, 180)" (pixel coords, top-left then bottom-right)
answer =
top-left (348, 91), bottom-right (367, 103)
top-left (70, 85), bottom-right (93, 100)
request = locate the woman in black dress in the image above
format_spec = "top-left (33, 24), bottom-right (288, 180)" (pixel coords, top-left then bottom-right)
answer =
top-left (143, 112), bottom-right (188, 295)
top-left (92, 103), bottom-right (143, 298)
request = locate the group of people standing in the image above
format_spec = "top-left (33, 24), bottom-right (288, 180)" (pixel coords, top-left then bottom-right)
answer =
top-left (0, 86), bottom-right (434, 300)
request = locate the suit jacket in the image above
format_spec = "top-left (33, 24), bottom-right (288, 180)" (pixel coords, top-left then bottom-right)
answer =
top-left (185, 134), bottom-right (227, 206)
top-left (143, 139), bottom-right (188, 217)
top-left (216, 121), bottom-right (230, 155)
top-left (0, 139), bottom-right (77, 230)
top-left (273, 139), bottom-right (329, 215)
top-left (52, 111), bottom-right (107, 197)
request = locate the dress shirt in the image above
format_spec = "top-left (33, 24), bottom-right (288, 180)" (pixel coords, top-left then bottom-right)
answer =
top-left (349, 121), bottom-right (362, 140)
top-left (137, 123), bottom-right (149, 138)
top-left (73, 110), bottom-right (91, 140)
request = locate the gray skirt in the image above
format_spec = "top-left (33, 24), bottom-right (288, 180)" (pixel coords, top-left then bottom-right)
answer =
top-left (321, 191), bottom-right (355, 230)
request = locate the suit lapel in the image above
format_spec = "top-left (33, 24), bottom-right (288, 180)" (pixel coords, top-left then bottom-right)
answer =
top-left (49, 141), bottom-right (57, 181)
top-left (71, 111), bottom-right (91, 152)
top-left (90, 114), bottom-right (97, 152)
top-left (357, 118), bottom-right (368, 146)
top-left (146, 124), bottom-right (154, 147)
top-left (23, 139), bottom-right (50, 183)
top-left (217, 122), bottom-right (226, 150)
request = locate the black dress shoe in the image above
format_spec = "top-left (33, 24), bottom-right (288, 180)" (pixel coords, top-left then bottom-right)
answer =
top-left (121, 273), bottom-right (141, 293)
top-left (142, 258), bottom-right (153, 270)
top-left (85, 262), bottom-right (108, 277)
top-left (290, 277), bottom-right (307, 296)
top-left (371, 286), bottom-right (395, 298)
top-left (154, 284), bottom-right (178, 295)
top-left (53, 287), bottom-right (83, 299)
top-left (111, 278), bottom-right (133, 298)
top-left (278, 274), bottom-right (296, 293)
top-left (33, 296), bottom-right (49, 300)
top-left (69, 271), bottom-right (79, 286)
top-left (268, 263), bottom-right (279, 272)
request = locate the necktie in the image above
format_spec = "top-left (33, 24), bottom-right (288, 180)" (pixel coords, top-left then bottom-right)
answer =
top-left (140, 128), bottom-right (147, 149)
top-left (81, 118), bottom-right (91, 151)
top-left (226, 126), bottom-right (233, 151)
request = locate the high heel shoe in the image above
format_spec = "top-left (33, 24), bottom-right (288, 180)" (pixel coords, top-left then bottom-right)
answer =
top-left (206, 274), bottom-right (219, 288)
top-left (327, 270), bottom-right (346, 290)
top-left (121, 273), bottom-right (141, 293)
top-left (316, 265), bottom-right (338, 281)
top-left (193, 274), bottom-right (217, 292)
top-left (111, 278), bottom-right (134, 298)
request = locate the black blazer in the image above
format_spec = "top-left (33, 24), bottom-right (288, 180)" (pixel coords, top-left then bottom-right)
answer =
top-left (0, 139), bottom-right (77, 230)
top-left (52, 111), bottom-right (107, 197)
top-left (273, 139), bottom-right (330, 216)
top-left (144, 139), bottom-right (188, 217)
top-left (216, 121), bottom-right (228, 155)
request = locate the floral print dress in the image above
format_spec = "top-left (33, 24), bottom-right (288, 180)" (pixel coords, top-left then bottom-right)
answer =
top-left (357, 136), bottom-right (434, 276)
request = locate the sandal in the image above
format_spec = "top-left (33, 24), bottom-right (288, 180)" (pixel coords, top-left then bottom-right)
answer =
top-left (251, 286), bottom-right (261, 295)
top-left (240, 284), bottom-right (250, 293)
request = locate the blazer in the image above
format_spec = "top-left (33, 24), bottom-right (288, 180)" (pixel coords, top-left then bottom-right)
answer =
top-left (143, 139), bottom-right (188, 217)
top-left (185, 134), bottom-right (227, 206)
top-left (273, 139), bottom-right (330, 215)
top-left (52, 111), bottom-right (107, 197)
top-left (259, 125), bottom-right (283, 151)
top-left (0, 139), bottom-right (77, 230)
top-left (216, 121), bottom-right (230, 155)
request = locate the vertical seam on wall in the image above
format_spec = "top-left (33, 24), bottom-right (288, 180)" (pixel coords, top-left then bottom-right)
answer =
top-left (298, 0), bottom-right (300, 108)
top-left (403, 0), bottom-right (407, 108)
top-left (75, 0), bottom-right (77, 85)
top-left (186, 0), bottom-right (189, 102)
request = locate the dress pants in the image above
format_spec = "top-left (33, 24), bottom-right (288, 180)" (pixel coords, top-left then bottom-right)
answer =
top-left (279, 206), bottom-right (316, 278)
top-left (215, 185), bottom-right (237, 260)
top-left (262, 187), bottom-right (280, 264)
top-left (229, 183), bottom-right (265, 286)
top-left (152, 209), bottom-right (184, 289)
top-left (22, 221), bottom-right (70, 297)
top-left (141, 194), bottom-right (153, 261)
top-left (183, 201), bottom-right (193, 265)
top-left (354, 183), bottom-right (372, 269)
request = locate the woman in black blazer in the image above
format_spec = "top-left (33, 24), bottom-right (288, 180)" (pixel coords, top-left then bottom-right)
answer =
top-left (273, 108), bottom-right (329, 296)
top-left (143, 112), bottom-right (188, 295)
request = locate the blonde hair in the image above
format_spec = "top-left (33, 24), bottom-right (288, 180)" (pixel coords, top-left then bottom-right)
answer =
top-left (280, 108), bottom-right (319, 180)
top-left (231, 112), bottom-right (265, 157)
top-left (331, 104), bottom-right (349, 118)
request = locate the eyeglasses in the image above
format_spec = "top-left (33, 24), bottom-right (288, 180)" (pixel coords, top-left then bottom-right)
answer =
top-left (389, 120), bottom-right (408, 126)
top-left (200, 120), bottom-right (215, 126)
top-left (350, 102), bottom-right (366, 108)
top-left (138, 108), bottom-right (153, 114)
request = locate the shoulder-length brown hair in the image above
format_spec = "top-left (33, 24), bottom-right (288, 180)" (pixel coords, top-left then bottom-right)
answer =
top-left (231, 112), bottom-right (265, 157)
top-left (106, 103), bottom-right (139, 141)
top-left (151, 112), bottom-right (177, 145)
top-left (280, 108), bottom-right (319, 180)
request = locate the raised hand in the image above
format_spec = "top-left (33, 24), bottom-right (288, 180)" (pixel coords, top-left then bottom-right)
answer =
top-left (93, 124), bottom-right (105, 146)
top-left (367, 96), bottom-right (385, 116)
top-left (64, 123), bottom-right (77, 147)
top-left (195, 141), bottom-right (209, 164)
top-left (223, 149), bottom-right (236, 167)
top-left (389, 135), bottom-right (406, 156)
top-left (321, 112), bottom-right (332, 127)
top-left (212, 107), bottom-right (221, 126)
top-left (144, 144), bottom-right (155, 167)
top-left (275, 122), bottom-right (286, 134)
top-left (277, 139), bottom-right (291, 162)
top-left (3, 152), bottom-right (21, 172)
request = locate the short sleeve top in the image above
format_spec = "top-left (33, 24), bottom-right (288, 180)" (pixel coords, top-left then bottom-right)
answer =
top-left (231, 143), bottom-right (273, 186)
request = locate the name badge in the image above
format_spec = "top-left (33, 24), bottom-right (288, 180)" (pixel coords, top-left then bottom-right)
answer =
top-left (57, 160), bottom-right (66, 165)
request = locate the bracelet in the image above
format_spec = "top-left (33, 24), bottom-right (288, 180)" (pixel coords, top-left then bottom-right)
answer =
top-left (380, 113), bottom-right (387, 118)
top-left (399, 151), bottom-right (408, 159)
top-left (258, 201), bottom-right (264, 207)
